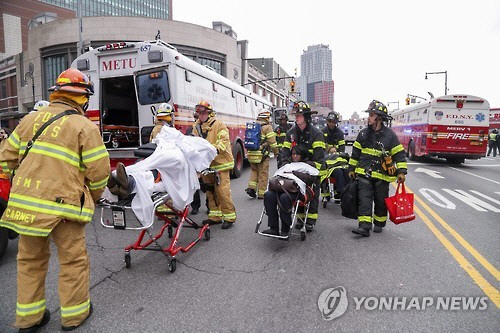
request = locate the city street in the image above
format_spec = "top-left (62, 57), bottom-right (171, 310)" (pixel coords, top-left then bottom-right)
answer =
top-left (1, 153), bottom-right (499, 332)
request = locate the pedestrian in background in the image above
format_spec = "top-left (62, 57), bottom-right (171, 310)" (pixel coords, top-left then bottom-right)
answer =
top-left (348, 100), bottom-right (407, 237)
top-left (487, 129), bottom-right (498, 157)
top-left (0, 68), bottom-right (110, 331)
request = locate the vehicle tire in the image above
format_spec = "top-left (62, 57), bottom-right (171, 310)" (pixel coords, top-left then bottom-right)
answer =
top-left (446, 157), bottom-right (464, 164)
top-left (322, 200), bottom-right (327, 208)
top-left (408, 141), bottom-right (417, 161)
top-left (168, 225), bottom-right (173, 238)
top-left (204, 228), bottom-right (210, 241)
top-left (231, 143), bottom-right (244, 179)
top-left (300, 231), bottom-right (306, 241)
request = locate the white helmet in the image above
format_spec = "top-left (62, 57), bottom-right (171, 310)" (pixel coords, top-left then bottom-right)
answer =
top-left (33, 100), bottom-right (50, 111)
top-left (157, 103), bottom-right (173, 116)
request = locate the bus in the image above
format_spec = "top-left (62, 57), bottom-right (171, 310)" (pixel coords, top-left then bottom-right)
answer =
top-left (71, 39), bottom-right (273, 177)
top-left (390, 94), bottom-right (490, 164)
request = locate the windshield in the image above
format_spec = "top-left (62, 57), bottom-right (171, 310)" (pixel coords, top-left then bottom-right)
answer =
top-left (136, 70), bottom-right (170, 105)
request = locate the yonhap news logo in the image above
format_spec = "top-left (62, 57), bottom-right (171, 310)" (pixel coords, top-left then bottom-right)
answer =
top-left (318, 286), bottom-right (488, 321)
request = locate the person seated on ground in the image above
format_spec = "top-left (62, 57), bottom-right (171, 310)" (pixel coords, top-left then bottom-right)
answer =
top-left (262, 145), bottom-right (319, 237)
top-left (320, 152), bottom-right (349, 202)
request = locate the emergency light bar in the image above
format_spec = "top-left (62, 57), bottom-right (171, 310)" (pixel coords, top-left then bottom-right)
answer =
top-left (97, 42), bottom-right (134, 52)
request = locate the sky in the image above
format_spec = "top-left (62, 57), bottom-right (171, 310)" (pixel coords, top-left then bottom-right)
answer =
top-left (173, 0), bottom-right (500, 120)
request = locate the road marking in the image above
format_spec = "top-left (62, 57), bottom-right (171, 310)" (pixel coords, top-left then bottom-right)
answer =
top-left (412, 204), bottom-right (500, 308)
top-left (419, 188), bottom-right (456, 209)
top-left (447, 166), bottom-right (500, 185)
top-left (415, 167), bottom-right (445, 178)
top-left (442, 189), bottom-right (500, 212)
top-left (409, 186), bottom-right (500, 281)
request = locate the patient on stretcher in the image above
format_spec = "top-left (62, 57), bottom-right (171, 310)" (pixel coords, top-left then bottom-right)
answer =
top-left (103, 126), bottom-right (217, 226)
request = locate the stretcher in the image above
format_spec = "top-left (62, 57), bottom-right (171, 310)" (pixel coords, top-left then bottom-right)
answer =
top-left (102, 125), bottom-right (139, 148)
top-left (254, 184), bottom-right (315, 241)
top-left (98, 171), bottom-right (217, 273)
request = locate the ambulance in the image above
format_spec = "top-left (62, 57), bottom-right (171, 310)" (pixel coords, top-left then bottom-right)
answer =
top-left (71, 39), bottom-right (273, 177)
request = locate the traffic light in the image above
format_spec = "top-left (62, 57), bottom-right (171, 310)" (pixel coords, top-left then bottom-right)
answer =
top-left (405, 97), bottom-right (410, 105)
top-left (290, 80), bottom-right (295, 92)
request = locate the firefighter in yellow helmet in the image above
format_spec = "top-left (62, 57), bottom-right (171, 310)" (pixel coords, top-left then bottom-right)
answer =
top-left (192, 100), bottom-right (236, 229)
top-left (150, 102), bottom-right (174, 141)
top-left (245, 111), bottom-right (278, 199)
top-left (0, 68), bottom-right (110, 331)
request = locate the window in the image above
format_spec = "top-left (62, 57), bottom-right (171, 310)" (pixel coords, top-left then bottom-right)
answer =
top-left (185, 70), bottom-right (191, 82)
top-left (135, 70), bottom-right (170, 105)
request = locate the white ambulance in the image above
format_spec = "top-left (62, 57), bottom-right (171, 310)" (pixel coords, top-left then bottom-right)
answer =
top-left (72, 39), bottom-right (273, 177)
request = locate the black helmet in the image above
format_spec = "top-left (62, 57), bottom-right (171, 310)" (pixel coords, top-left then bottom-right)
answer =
top-left (291, 101), bottom-right (317, 116)
top-left (493, 129), bottom-right (498, 134)
top-left (326, 111), bottom-right (340, 123)
top-left (364, 100), bottom-right (392, 120)
top-left (279, 113), bottom-right (288, 121)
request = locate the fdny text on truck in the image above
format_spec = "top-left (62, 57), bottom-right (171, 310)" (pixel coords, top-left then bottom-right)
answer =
top-left (390, 94), bottom-right (490, 164)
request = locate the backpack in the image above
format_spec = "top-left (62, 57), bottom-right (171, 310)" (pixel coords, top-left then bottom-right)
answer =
top-left (244, 122), bottom-right (262, 150)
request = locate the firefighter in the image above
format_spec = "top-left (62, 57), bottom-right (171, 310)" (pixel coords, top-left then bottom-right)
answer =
top-left (0, 68), bottom-right (110, 331)
top-left (275, 113), bottom-right (292, 168)
top-left (322, 111), bottom-right (346, 154)
top-left (348, 100), bottom-right (407, 237)
top-left (245, 111), bottom-right (279, 199)
top-left (192, 100), bottom-right (236, 229)
top-left (487, 129), bottom-right (498, 157)
top-left (150, 102), bottom-right (174, 141)
top-left (281, 101), bottom-right (325, 231)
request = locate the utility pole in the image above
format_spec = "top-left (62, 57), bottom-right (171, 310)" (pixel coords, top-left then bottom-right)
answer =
top-left (77, 0), bottom-right (83, 56)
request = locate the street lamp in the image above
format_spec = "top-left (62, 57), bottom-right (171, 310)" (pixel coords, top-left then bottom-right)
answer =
top-left (425, 71), bottom-right (448, 96)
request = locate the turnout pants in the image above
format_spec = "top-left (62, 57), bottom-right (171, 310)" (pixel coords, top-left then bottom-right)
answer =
top-left (357, 176), bottom-right (390, 230)
top-left (16, 219), bottom-right (91, 329)
top-left (202, 170), bottom-right (236, 223)
top-left (247, 158), bottom-right (270, 198)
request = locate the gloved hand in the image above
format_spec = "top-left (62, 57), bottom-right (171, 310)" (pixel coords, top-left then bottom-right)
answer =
top-left (397, 173), bottom-right (405, 183)
top-left (348, 171), bottom-right (357, 180)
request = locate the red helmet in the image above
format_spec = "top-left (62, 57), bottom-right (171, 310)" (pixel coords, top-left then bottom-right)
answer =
top-left (49, 68), bottom-right (94, 95)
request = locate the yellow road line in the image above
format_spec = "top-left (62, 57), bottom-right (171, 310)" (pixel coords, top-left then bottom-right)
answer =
top-left (413, 204), bottom-right (500, 308)
top-left (404, 184), bottom-right (500, 282)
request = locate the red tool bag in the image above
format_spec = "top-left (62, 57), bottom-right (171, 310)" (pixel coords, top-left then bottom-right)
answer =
top-left (0, 174), bottom-right (10, 202)
top-left (385, 182), bottom-right (415, 224)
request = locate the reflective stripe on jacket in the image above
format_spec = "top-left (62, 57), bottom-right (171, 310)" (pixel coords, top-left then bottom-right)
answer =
top-left (0, 98), bottom-right (110, 236)
top-left (348, 125), bottom-right (407, 182)
top-left (192, 117), bottom-right (234, 171)
top-left (282, 123), bottom-right (325, 170)
top-left (322, 126), bottom-right (346, 152)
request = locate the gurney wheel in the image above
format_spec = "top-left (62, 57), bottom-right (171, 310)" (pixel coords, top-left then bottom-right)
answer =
top-left (300, 231), bottom-right (306, 241)
top-left (168, 258), bottom-right (177, 273)
top-left (322, 201), bottom-right (327, 208)
top-left (204, 229), bottom-right (211, 241)
top-left (168, 225), bottom-right (173, 238)
top-left (124, 253), bottom-right (131, 268)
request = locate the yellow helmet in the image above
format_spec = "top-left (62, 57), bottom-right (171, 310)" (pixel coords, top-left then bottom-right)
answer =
top-left (257, 111), bottom-right (271, 121)
top-left (157, 103), bottom-right (173, 122)
top-left (196, 100), bottom-right (215, 117)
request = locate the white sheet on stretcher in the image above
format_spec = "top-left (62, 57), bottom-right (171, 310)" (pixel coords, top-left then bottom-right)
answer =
top-left (124, 126), bottom-right (217, 226)
top-left (273, 162), bottom-right (319, 195)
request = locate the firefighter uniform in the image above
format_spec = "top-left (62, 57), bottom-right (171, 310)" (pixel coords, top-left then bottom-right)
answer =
top-left (193, 113), bottom-right (236, 226)
top-left (487, 130), bottom-right (498, 157)
top-left (348, 124), bottom-right (407, 231)
top-left (320, 153), bottom-right (349, 202)
top-left (282, 114), bottom-right (325, 228)
top-left (247, 113), bottom-right (278, 199)
top-left (0, 94), bottom-right (110, 329)
top-left (322, 125), bottom-right (346, 153)
top-left (274, 118), bottom-right (292, 168)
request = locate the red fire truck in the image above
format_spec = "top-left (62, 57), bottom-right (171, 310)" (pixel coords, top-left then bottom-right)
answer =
top-left (390, 94), bottom-right (490, 164)
top-left (71, 40), bottom-right (273, 177)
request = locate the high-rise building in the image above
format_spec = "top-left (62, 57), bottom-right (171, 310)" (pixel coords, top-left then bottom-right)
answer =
top-left (299, 44), bottom-right (334, 110)
top-left (40, 0), bottom-right (172, 20)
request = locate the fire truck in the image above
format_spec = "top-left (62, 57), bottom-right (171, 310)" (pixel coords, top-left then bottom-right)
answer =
top-left (71, 40), bottom-right (273, 177)
top-left (390, 94), bottom-right (490, 164)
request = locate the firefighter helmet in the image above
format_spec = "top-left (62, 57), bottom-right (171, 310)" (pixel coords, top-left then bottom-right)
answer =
top-left (257, 111), bottom-right (271, 121)
top-left (157, 103), bottom-right (173, 122)
top-left (49, 68), bottom-right (94, 95)
top-left (493, 129), bottom-right (498, 134)
top-left (364, 100), bottom-right (392, 120)
top-left (291, 101), bottom-right (317, 115)
top-left (195, 100), bottom-right (215, 117)
top-left (326, 111), bottom-right (340, 123)
top-left (33, 100), bottom-right (50, 111)
top-left (279, 113), bottom-right (289, 121)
